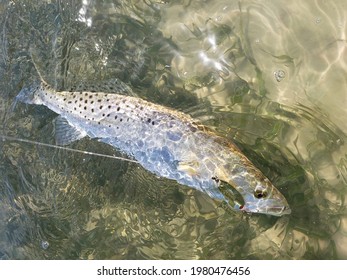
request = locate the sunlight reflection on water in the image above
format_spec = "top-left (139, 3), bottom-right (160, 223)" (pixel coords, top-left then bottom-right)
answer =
top-left (0, 0), bottom-right (347, 259)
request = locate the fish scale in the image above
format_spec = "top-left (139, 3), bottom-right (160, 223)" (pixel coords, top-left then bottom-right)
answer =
top-left (16, 80), bottom-right (291, 216)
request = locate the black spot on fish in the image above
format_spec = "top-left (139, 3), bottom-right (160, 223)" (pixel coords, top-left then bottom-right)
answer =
top-left (140, 106), bottom-right (143, 110)
top-left (152, 121), bottom-right (155, 125)
top-left (189, 125), bottom-right (197, 132)
top-left (91, 101), bottom-right (94, 104)
top-left (64, 98), bottom-right (67, 102)
top-left (211, 176), bottom-right (220, 183)
top-left (120, 118), bottom-right (123, 122)
top-left (68, 101), bottom-right (72, 104)
top-left (108, 105), bottom-right (111, 109)
top-left (92, 109), bottom-right (94, 112)
top-left (84, 106), bottom-right (87, 110)
top-left (80, 97), bottom-right (83, 101)
top-left (89, 95), bottom-right (92, 99)
top-left (85, 100), bottom-right (88, 104)
top-left (98, 122), bottom-right (100, 125)
top-left (108, 125), bottom-right (111, 127)
top-left (115, 116), bottom-right (118, 120)
top-left (117, 107), bottom-right (120, 111)
top-left (98, 99), bottom-right (101, 102)
top-left (102, 113), bottom-right (105, 117)
top-left (74, 107), bottom-right (76, 110)
top-left (107, 114), bottom-right (110, 117)
top-left (107, 99), bottom-right (110, 102)
top-left (117, 126), bottom-right (119, 129)
top-left (147, 118), bottom-right (151, 123)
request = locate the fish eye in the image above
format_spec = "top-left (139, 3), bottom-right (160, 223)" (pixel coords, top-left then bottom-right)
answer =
top-left (254, 187), bottom-right (268, 199)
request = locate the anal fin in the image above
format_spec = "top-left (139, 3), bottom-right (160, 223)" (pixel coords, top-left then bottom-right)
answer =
top-left (54, 116), bottom-right (86, 146)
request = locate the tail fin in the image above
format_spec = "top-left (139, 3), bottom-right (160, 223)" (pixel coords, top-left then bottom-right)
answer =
top-left (16, 80), bottom-right (45, 105)
top-left (16, 50), bottom-right (51, 105)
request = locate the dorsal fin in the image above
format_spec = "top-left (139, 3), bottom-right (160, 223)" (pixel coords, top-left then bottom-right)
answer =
top-left (65, 78), bottom-right (137, 97)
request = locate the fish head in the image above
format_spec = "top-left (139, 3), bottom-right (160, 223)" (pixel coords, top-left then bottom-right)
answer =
top-left (237, 177), bottom-right (292, 216)
top-left (16, 81), bottom-right (46, 105)
top-left (217, 166), bottom-right (291, 217)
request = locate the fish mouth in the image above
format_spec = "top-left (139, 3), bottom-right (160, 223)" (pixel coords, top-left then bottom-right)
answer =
top-left (218, 180), bottom-right (291, 217)
top-left (240, 203), bottom-right (291, 216)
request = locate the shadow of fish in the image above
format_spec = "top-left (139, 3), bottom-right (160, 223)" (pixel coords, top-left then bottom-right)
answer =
top-left (16, 80), bottom-right (291, 216)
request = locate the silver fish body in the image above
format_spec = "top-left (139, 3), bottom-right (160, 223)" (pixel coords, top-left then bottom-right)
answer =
top-left (17, 81), bottom-right (291, 216)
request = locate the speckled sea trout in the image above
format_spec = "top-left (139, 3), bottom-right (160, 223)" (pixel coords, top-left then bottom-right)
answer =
top-left (17, 81), bottom-right (291, 216)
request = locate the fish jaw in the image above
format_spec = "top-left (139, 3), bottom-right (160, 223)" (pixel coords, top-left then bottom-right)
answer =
top-left (234, 177), bottom-right (291, 216)
top-left (239, 184), bottom-right (292, 216)
top-left (217, 164), bottom-right (291, 217)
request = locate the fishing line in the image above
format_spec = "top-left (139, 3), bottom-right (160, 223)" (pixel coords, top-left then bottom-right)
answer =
top-left (0, 134), bottom-right (138, 163)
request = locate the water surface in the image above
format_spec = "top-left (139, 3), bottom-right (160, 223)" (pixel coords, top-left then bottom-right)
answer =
top-left (0, 0), bottom-right (347, 259)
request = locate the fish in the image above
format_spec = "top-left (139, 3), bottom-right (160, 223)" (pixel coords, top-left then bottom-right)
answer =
top-left (16, 80), bottom-right (291, 216)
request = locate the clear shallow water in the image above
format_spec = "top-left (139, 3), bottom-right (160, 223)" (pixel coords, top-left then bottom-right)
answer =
top-left (0, 0), bottom-right (347, 259)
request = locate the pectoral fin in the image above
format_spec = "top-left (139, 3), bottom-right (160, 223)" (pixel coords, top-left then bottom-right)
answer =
top-left (54, 116), bottom-right (86, 145)
top-left (177, 160), bottom-right (200, 176)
